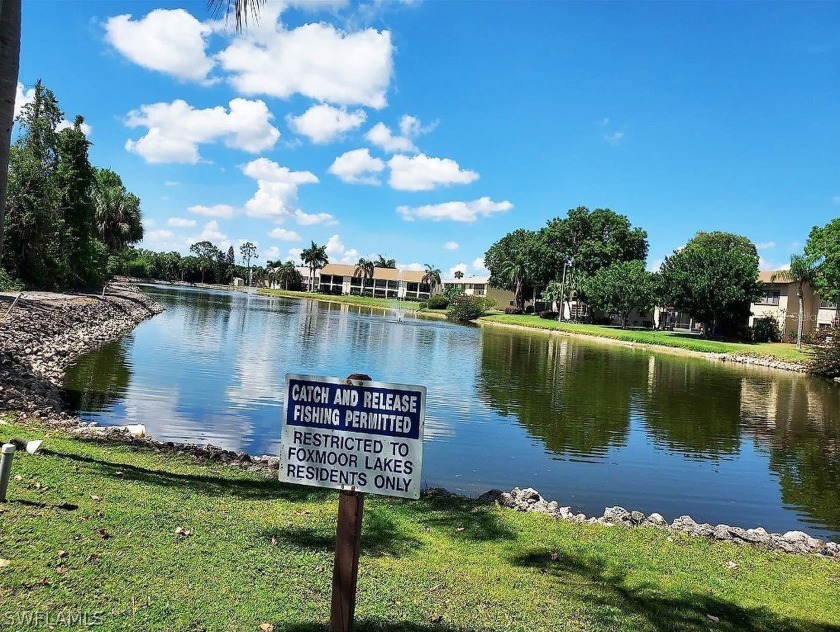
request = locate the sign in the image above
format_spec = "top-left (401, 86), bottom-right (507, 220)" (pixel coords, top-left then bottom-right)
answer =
top-left (279, 374), bottom-right (426, 499)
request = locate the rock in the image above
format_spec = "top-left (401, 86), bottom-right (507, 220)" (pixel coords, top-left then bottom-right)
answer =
top-left (645, 513), bottom-right (667, 527)
top-left (602, 506), bottom-right (630, 524)
top-left (739, 527), bottom-right (770, 545)
top-left (671, 515), bottom-right (697, 533)
top-left (519, 487), bottom-right (542, 503)
top-left (782, 531), bottom-right (809, 543)
top-left (476, 489), bottom-right (504, 504)
top-left (629, 510), bottom-right (646, 526)
top-left (713, 525), bottom-right (734, 541)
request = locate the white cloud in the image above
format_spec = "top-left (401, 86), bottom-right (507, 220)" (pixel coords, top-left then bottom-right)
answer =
top-left (287, 104), bottom-right (366, 144)
top-left (366, 122), bottom-right (416, 153)
top-left (398, 262), bottom-right (425, 272)
top-left (125, 98), bottom-right (280, 163)
top-left (167, 217), bottom-right (197, 228)
top-left (14, 82), bottom-right (33, 119)
top-left (397, 197), bottom-right (512, 222)
top-left (328, 148), bottom-right (385, 184)
top-left (288, 247), bottom-right (303, 262)
top-left (142, 218), bottom-right (156, 228)
top-left (241, 157), bottom-right (319, 220)
top-left (218, 20), bottom-right (392, 108)
top-left (325, 234), bottom-right (360, 263)
top-left (444, 241), bottom-right (459, 250)
top-left (188, 220), bottom-right (228, 245)
top-left (646, 259), bottom-right (663, 272)
top-left (365, 114), bottom-right (435, 154)
top-left (165, 181), bottom-right (180, 187)
top-left (55, 118), bottom-right (93, 136)
top-left (756, 241), bottom-right (776, 251)
top-left (188, 204), bottom-right (236, 219)
top-left (294, 209), bottom-right (338, 226)
top-left (388, 154), bottom-right (478, 191)
top-left (104, 9), bottom-right (215, 83)
top-left (268, 227), bottom-right (301, 242)
top-left (604, 131), bottom-right (624, 145)
top-left (448, 263), bottom-right (467, 278)
top-left (472, 257), bottom-right (489, 274)
top-left (759, 256), bottom-right (790, 272)
top-left (263, 246), bottom-right (282, 260)
top-left (147, 229), bottom-right (174, 240)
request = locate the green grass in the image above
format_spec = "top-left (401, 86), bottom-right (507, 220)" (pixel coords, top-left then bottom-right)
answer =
top-left (1, 420), bottom-right (837, 631)
top-left (258, 288), bottom-right (452, 318)
top-left (481, 315), bottom-right (810, 363)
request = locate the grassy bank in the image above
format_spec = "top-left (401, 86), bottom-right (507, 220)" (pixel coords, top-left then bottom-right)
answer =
top-left (258, 288), bottom-right (450, 319)
top-left (1, 420), bottom-right (837, 631)
top-left (481, 315), bottom-right (809, 363)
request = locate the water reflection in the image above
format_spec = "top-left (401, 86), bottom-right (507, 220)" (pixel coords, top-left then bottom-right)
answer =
top-left (62, 285), bottom-right (840, 540)
top-left (477, 331), bottom-right (633, 459)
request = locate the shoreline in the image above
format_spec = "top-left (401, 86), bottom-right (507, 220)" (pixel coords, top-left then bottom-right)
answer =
top-left (477, 318), bottom-right (813, 375)
top-left (3, 284), bottom-right (836, 560)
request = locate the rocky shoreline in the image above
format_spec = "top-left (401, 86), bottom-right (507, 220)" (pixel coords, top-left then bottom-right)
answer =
top-left (722, 353), bottom-right (808, 373)
top-left (2, 286), bottom-right (835, 561)
top-left (474, 487), bottom-right (839, 560)
top-left (0, 285), bottom-right (163, 418)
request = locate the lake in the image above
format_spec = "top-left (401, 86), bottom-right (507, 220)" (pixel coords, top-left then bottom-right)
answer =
top-left (63, 285), bottom-right (840, 541)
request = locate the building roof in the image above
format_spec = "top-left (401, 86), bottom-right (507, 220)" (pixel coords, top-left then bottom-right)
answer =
top-left (320, 263), bottom-right (427, 283)
top-left (758, 270), bottom-right (791, 283)
top-left (442, 275), bottom-right (490, 285)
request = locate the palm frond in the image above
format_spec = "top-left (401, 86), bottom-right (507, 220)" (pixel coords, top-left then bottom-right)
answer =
top-left (207, 0), bottom-right (266, 31)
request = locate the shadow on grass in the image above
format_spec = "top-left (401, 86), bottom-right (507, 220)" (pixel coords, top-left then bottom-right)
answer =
top-left (410, 495), bottom-right (516, 542)
top-left (283, 620), bottom-right (481, 631)
top-left (512, 549), bottom-right (839, 632)
top-left (262, 506), bottom-right (423, 558)
top-left (40, 448), bottom-right (332, 503)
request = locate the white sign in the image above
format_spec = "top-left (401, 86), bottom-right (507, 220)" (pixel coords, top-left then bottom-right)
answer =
top-left (278, 374), bottom-right (426, 499)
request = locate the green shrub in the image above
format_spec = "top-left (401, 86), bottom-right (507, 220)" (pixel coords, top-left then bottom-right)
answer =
top-left (426, 295), bottom-right (449, 309)
top-left (482, 296), bottom-right (497, 310)
top-left (446, 294), bottom-right (486, 322)
top-left (751, 316), bottom-right (782, 343)
top-left (504, 306), bottom-right (523, 315)
top-left (0, 268), bottom-right (23, 292)
top-left (418, 301), bottom-right (428, 310)
top-left (809, 328), bottom-right (840, 377)
top-left (539, 311), bottom-right (559, 320)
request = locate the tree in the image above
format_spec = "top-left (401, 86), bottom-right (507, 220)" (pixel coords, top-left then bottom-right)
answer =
top-left (484, 229), bottom-right (540, 310)
top-left (92, 168), bottom-right (143, 253)
top-left (354, 258), bottom-right (374, 294)
top-left (55, 115), bottom-right (102, 286)
top-left (581, 260), bottom-right (657, 328)
top-left (804, 218), bottom-right (840, 304)
top-left (539, 206), bottom-right (648, 283)
top-left (454, 270), bottom-right (464, 280)
top-left (659, 231), bottom-right (761, 338)
top-left (276, 260), bottom-right (300, 290)
top-left (541, 280), bottom-right (563, 314)
top-left (422, 264), bottom-right (441, 292)
top-left (0, 0), bottom-right (22, 262)
top-left (374, 254), bottom-right (396, 269)
top-left (300, 240), bottom-right (328, 291)
top-left (190, 241), bottom-right (219, 284)
top-left (239, 240), bottom-right (258, 287)
top-left (772, 255), bottom-right (821, 350)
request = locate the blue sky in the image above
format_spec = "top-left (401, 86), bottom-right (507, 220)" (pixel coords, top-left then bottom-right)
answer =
top-left (16, 0), bottom-right (840, 277)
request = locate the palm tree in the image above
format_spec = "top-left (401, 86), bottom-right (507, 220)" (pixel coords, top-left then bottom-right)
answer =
top-left (500, 258), bottom-right (528, 310)
top-left (0, 0), bottom-right (22, 262)
top-left (300, 240), bottom-right (328, 292)
top-left (354, 257), bottom-right (374, 295)
top-left (772, 255), bottom-right (821, 350)
top-left (92, 168), bottom-right (143, 253)
top-left (276, 260), bottom-right (298, 290)
top-left (422, 264), bottom-right (441, 293)
top-left (374, 254), bottom-right (396, 269)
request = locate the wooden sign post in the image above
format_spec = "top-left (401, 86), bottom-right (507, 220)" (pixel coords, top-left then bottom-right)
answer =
top-left (279, 372), bottom-right (426, 632)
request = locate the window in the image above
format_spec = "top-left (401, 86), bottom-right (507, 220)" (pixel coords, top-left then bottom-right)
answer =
top-left (758, 291), bottom-right (780, 305)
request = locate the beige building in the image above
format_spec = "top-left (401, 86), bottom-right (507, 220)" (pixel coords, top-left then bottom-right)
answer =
top-left (749, 270), bottom-right (838, 335)
top-left (440, 275), bottom-right (531, 309)
top-left (314, 263), bottom-right (434, 300)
